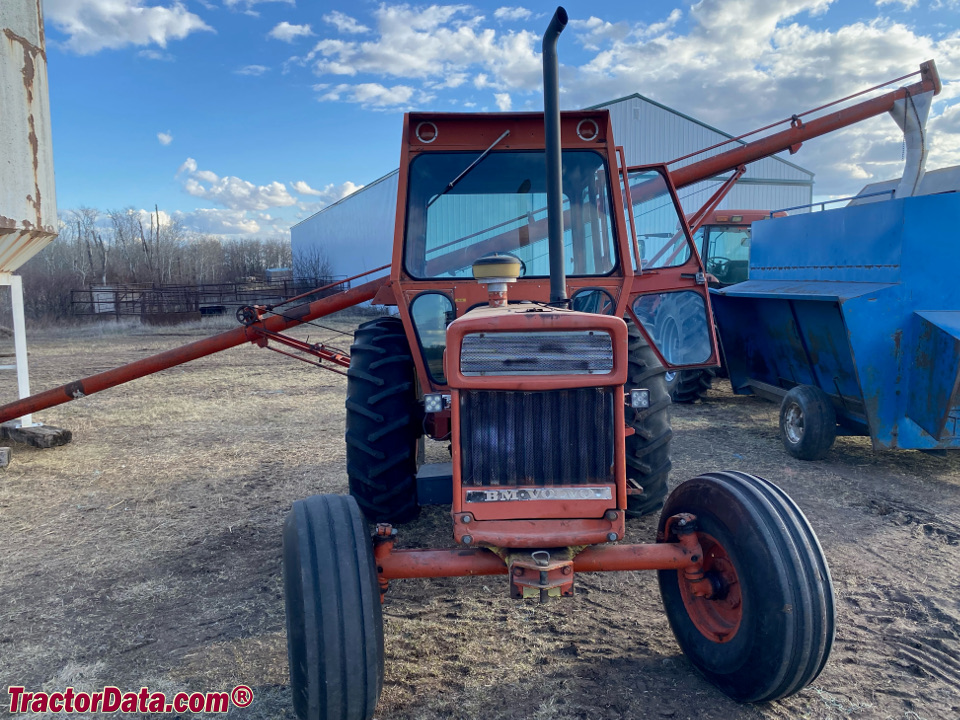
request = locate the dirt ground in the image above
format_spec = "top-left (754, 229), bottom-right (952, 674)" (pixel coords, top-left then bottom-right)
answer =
top-left (1, 314), bottom-right (959, 720)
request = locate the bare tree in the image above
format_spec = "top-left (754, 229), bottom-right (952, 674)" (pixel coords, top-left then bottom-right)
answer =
top-left (293, 245), bottom-right (334, 284)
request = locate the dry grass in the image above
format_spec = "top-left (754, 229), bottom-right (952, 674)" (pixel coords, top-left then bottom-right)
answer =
top-left (0, 315), bottom-right (959, 719)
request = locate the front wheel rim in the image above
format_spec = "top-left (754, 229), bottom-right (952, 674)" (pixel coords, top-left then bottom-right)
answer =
top-left (784, 403), bottom-right (804, 444)
top-left (679, 532), bottom-right (742, 643)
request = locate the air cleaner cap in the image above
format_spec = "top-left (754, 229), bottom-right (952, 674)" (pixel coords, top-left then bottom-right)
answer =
top-left (472, 254), bottom-right (522, 281)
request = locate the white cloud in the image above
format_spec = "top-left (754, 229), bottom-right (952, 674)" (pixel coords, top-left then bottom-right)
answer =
top-left (176, 208), bottom-right (262, 235)
top-left (269, 22), bottom-right (314, 42)
top-left (319, 82), bottom-right (418, 107)
top-left (299, 4), bottom-right (541, 93)
top-left (323, 11), bottom-right (370, 34)
top-left (157, 131), bottom-right (173, 145)
top-left (236, 64), bottom-right (269, 76)
top-left (44, 0), bottom-right (213, 55)
top-left (291, 181), bottom-right (324, 196)
top-left (223, 0), bottom-right (294, 8)
top-left (176, 159), bottom-right (296, 211)
top-left (138, 48), bottom-right (174, 61)
top-left (292, 180), bottom-right (364, 202)
top-left (876, 0), bottom-right (918, 8)
top-left (494, 7), bottom-right (532, 22)
top-left (494, 92), bottom-right (512, 110)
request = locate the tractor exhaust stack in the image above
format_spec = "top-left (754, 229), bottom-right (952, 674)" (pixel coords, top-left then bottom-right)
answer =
top-left (542, 6), bottom-right (568, 305)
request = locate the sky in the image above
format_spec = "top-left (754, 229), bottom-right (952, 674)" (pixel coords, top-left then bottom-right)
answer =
top-left (39, 0), bottom-right (960, 239)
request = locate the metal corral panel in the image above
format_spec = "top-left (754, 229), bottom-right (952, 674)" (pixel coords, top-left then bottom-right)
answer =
top-left (291, 170), bottom-right (398, 279)
top-left (0, 2), bottom-right (58, 272)
top-left (713, 193), bottom-right (960, 451)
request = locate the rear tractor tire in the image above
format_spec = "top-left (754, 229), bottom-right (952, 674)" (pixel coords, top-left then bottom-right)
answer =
top-left (779, 385), bottom-right (837, 461)
top-left (625, 323), bottom-right (673, 517)
top-left (670, 368), bottom-right (717, 404)
top-left (657, 471), bottom-right (835, 703)
top-left (346, 316), bottom-right (422, 524)
top-left (283, 494), bottom-right (384, 720)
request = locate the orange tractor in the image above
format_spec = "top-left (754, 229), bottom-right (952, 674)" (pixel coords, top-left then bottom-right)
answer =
top-left (284, 10), bottom-right (835, 719)
top-left (0, 8), bottom-right (942, 719)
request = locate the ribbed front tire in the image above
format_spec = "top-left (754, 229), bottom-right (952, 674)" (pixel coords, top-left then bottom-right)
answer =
top-left (283, 494), bottom-right (384, 720)
top-left (657, 471), bottom-right (835, 702)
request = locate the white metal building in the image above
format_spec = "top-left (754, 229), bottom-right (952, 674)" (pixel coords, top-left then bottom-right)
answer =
top-left (292, 94), bottom-right (814, 279)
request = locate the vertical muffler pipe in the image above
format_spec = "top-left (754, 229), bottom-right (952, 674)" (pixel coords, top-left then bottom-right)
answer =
top-left (543, 6), bottom-right (568, 304)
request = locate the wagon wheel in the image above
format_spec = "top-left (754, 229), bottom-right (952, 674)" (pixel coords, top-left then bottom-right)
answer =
top-left (283, 494), bottom-right (384, 720)
top-left (779, 385), bottom-right (837, 461)
top-left (657, 471), bottom-right (835, 703)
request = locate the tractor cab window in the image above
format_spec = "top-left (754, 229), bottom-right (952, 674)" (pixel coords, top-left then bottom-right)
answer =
top-left (404, 150), bottom-right (618, 279)
top-left (625, 169), bottom-right (693, 271)
top-left (410, 293), bottom-right (454, 383)
top-left (704, 224), bottom-right (751, 285)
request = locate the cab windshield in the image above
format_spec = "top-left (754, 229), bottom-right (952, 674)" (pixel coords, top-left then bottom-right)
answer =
top-left (404, 150), bottom-right (618, 279)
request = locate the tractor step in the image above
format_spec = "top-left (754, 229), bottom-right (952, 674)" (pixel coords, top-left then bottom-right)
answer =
top-left (416, 462), bottom-right (452, 505)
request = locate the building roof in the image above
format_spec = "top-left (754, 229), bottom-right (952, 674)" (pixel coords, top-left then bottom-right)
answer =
top-left (291, 168), bottom-right (399, 230)
top-left (589, 93), bottom-right (814, 178)
top-left (292, 94), bottom-right (815, 231)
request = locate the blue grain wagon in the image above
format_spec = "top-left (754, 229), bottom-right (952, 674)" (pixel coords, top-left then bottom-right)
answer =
top-left (711, 192), bottom-right (960, 458)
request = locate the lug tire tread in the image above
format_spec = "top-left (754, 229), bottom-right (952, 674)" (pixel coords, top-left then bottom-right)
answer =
top-left (346, 316), bottom-right (421, 524)
top-left (625, 322), bottom-right (673, 517)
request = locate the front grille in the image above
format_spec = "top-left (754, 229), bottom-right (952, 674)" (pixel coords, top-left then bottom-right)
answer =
top-left (460, 331), bottom-right (614, 376)
top-left (459, 388), bottom-right (615, 487)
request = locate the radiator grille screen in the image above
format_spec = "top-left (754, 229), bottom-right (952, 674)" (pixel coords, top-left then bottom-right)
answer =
top-left (459, 388), bottom-right (615, 487)
top-left (460, 331), bottom-right (614, 376)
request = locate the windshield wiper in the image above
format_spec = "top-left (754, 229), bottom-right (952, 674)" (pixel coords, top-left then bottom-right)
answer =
top-left (427, 130), bottom-right (511, 208)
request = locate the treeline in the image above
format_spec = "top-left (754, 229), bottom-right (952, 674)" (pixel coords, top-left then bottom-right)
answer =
top-left (16, 207), bottom-right (322, 320)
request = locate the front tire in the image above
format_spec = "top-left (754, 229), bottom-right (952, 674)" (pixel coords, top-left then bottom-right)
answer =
top-left (283, 494), bottom-right (384, 720)
top-left (657, 471), bottom-right (835, 702)
top-left (346, 316), bottom-right (421, 523)
top-left (624, 323), bottom-right (672, 517)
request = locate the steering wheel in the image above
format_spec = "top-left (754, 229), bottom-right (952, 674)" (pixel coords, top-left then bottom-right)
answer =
top-left (706, 256), bottom-right (731, 280)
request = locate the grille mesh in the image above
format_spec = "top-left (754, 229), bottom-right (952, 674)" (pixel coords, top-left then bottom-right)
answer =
top-left (459, 388), bottom-right (615, 487)
top-left (460, 331), bottom-right (613, 375)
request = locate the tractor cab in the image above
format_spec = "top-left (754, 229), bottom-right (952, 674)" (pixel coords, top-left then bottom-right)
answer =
top-left (689, 210), bottom-right (776, 287)
top-left (386, 110), bottom-right (718, 396)
top-left (389, 110), bottom-right (635, 392)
